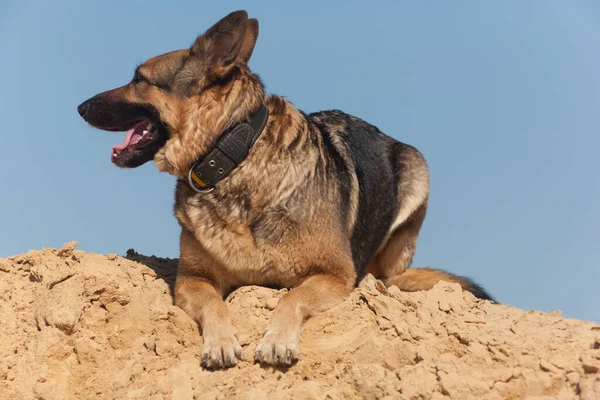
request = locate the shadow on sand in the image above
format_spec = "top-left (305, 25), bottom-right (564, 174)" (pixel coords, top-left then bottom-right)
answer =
top-left (124, 249), bottom-right (178, 296)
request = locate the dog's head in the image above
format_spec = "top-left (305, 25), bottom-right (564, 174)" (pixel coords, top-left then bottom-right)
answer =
top-left (77, 10), bottom-right (264, 175)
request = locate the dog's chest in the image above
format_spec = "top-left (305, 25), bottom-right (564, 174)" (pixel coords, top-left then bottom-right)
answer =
top-left (176, 193), bottom-right (304, 287)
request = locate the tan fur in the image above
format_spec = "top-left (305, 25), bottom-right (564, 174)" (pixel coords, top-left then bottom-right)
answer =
top-left (383, 268), bottom-right (473, 293)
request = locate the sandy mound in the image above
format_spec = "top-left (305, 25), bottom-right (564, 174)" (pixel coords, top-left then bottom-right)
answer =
top-left (1, 242), bottom-right (599, 400)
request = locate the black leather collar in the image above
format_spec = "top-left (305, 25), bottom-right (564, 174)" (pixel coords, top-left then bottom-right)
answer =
top-left (187, 105), bottom-right (269, 193)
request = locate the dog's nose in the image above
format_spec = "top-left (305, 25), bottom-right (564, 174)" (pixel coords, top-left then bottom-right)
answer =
top-left (77, 101), bottom-right (89, 117)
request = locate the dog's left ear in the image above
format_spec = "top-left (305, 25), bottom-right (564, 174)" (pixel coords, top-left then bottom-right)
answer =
top-left (190, 10), bottom-right (258, 78)
top-left (237, 18), bottom-right (259, 64)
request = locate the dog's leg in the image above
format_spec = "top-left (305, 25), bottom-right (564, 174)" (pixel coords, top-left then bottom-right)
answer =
top-left (175, 276), bottom-right (244, 368)
top-left (174, 229), bottom-right (244, 369)
top-left (367, 202), bottom-right (426, 280)
top-left (254, 273), bottom-right (354, 366)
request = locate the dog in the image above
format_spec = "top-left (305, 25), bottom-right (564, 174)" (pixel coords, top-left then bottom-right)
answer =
top-left (78, 10), bottom-right (493, 369)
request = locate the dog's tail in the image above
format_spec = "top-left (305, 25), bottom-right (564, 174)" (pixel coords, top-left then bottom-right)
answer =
top-left (384, 267), bottom-right (495, 302)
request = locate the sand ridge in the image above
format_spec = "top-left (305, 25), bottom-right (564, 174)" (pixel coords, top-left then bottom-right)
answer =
top-left (1, 242), bottom-right (598, 399)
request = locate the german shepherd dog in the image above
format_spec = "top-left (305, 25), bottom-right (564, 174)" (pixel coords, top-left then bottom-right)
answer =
top-left (78, 10), bottom-right (492, 369)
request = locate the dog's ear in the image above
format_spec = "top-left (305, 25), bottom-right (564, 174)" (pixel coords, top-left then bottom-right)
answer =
top-left (190, 10), bottom-right (254, 76)
top-left (237, 18), bottom-right (259, 64)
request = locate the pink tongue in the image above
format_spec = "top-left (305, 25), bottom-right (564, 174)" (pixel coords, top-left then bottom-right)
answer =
top-left (112, 120), bottom-right (148, 152)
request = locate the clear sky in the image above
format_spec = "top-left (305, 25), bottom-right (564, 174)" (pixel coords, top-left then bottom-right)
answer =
top-left (1, 1), bottom-right (599, 323)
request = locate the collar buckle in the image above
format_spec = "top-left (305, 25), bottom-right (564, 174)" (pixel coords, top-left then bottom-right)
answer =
top-left (188, 166), bottom-right (215, 193)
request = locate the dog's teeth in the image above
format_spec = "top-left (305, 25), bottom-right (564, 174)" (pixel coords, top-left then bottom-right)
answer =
top-left (142, 130), bottom-right (149, 135)
top-left (146, 122), bottom-right (153, 131)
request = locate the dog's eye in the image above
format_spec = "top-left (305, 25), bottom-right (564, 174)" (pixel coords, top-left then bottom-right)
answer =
top-left (133, 72), bottom-right (145, 84)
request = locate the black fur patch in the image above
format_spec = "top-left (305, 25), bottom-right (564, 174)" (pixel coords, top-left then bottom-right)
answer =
top-left (460, 276), bottom-right (496, 302)
top-left (309, 110), bottom-right (401, 279)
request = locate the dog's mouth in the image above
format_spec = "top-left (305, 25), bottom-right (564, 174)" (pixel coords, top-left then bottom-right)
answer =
top-left (112, 120), bottom-right (157, 162)
top-left (105, 118), bottom-right (168, 168)
top-left (77, 97), bottom-right (169, 168)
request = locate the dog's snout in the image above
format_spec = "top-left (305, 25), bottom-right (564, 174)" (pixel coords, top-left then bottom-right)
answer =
top-left (77, 101), bottom-right (89, 117)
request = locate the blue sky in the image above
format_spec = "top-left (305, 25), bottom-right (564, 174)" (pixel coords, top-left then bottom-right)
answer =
top-left (1, 1), bottom-right (599, 323)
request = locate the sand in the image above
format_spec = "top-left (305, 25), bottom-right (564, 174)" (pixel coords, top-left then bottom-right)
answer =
top-left (1, 242), bottom-right (598, 399)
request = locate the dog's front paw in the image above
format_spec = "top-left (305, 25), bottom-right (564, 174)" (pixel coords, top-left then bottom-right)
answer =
top-left (201, 331), bottom-right (245, 369)
top-left (254, 330), bottom-right (300, 366)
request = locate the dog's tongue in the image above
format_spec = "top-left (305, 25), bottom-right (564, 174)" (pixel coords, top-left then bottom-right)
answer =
top-left (112, 120), bottom-right (148, 153)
